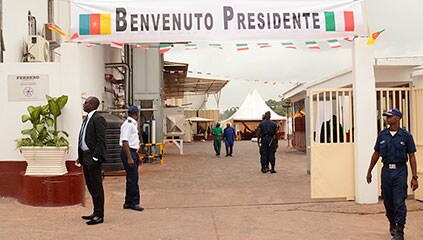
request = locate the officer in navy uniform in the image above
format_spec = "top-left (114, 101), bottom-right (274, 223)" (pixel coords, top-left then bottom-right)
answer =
top-left (119, 106), bottom-right (144, 211)
top-left (366, 108), bottom-right (418, 240)
top-left (257, 111), bottom-right (278, 173)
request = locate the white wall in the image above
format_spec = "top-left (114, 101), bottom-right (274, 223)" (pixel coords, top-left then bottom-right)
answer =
top-left (0, 43), bottom-right (109, 161)
top-left (3, 0), bottom-right (71, 63)
top-left (374, 66), bottom-right (414, 84)
top-left (0, 63), bottom-right (60, 160)
top-left (4, 1), bottom-right (48, 62)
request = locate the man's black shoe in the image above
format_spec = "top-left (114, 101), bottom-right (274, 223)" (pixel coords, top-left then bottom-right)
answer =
top-left (124, 204), bottom-right (144, 211)
top-left (225, 154), bottom-right (229, 157)
top-left (390, 222), bottom-right (397, 236)
top-left (81, 214), bottom-right (95, 220)
top-left (86, 216), bottom-right (104, 225)
top-left (261, 168), bottom-right (267, 173)
top-left (270, 169), bottom-right (277, 174)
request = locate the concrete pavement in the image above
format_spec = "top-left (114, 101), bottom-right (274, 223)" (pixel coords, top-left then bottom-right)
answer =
top-left (1, 140), bottom-right (422, 239)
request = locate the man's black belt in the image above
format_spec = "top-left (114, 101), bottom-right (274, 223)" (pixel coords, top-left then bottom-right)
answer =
top-left (383, 162), bottom-right (406, 169)
top-left (130, 148), bottom-right (138, 151)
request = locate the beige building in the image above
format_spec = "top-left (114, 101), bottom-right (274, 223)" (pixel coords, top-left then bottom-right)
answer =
top-left (283, 49), bottom-right (423, 202)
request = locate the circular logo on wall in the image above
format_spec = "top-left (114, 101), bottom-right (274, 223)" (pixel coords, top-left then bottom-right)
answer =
top-left (23, 87), bottom-right (34, 97)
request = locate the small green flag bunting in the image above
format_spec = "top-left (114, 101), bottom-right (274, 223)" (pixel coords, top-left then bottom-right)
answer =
top-left (236, 44), bottom-right (249, 51)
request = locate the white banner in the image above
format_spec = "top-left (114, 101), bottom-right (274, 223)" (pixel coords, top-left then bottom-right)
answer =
top-left (70, 0), bottom-right (366, 43)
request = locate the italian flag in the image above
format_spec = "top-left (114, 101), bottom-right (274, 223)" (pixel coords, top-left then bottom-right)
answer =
top-left (327, 39), bottom-right (341, 48)
top-left (111, 42), bottom-right (124, 49)
top-left (135, 44), bottom-right (149, 49)
top-left (305, 41), bottom-right (320, 49)
top-left (159, 44), bottom-right (172, 54)
top-left (209, 43), bottom-right (223, 49)
top-left (257, 43), bottom-right (271, 48)
top-left (324, 11), bottom-right (355, 32)
top-left (185, 44), bottom-right (198, 50)
top-left (367, 29), bottom-right (385, 45)
top-left (282, 42), bottom-right (296, 49)
top-left (236, 44), bottom-right (249, 51)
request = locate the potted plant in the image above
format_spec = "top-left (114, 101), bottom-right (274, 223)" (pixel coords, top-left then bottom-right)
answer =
top-left (16, 95), bottom-right (70, 176)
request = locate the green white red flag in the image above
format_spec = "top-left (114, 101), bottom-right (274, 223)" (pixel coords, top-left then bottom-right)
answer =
top-left (185, 44), bottom-right (198, 50)
top-left (305, 41), bottom-right (320, 49)
top-left (236, 44), bottom-right (249, 51)
top-left (282, 42), bottom-right (296, 49)
top-left (257, 43), bottom-right (271, 48)
top-left (327, 39), bottom-right (341, 48)
top-left (159, 44), bottom-right (173, 54)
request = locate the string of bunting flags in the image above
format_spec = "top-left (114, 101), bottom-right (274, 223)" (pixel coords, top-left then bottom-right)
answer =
top-left (161, 68), bottom-right (306, 86)
top-left (76, 37), bottom-right (357, 52)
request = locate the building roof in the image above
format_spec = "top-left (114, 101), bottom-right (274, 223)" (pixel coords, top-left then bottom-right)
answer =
top-left (163, 61), bottom-right (228, 99)
top-left (282, 56), bottom-right (423, 101)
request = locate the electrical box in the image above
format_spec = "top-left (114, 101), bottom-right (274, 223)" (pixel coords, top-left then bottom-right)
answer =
top-left (25, 35), bottom-right (49, 62)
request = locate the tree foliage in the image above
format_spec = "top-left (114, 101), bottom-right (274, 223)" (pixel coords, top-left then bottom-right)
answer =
top-left (265, 99), bottom-right (291, 116)
top-left (220, 107), bottom-right (239, 120)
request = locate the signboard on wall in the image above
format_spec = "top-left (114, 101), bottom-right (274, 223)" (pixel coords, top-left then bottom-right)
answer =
top-left (70, 0), bottom-right (366, 43)
top-left (7, 74), bottom-right (49, 101)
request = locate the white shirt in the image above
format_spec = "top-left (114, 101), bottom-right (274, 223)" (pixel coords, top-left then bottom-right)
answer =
top-left (80, 110), bottom-right (96, 151)
top-left (119, 116), bottom-right (140, 150)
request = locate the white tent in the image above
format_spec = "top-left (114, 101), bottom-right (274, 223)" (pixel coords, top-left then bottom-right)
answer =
top-left (227, 89), bottom-right (286, 121)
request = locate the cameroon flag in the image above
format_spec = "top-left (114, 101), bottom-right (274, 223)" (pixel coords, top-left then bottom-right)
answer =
top-left (79, 14), bottom-right (111, 35)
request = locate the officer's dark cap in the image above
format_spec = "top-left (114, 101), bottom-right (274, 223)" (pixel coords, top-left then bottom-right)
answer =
top-left (383, 108), bottom-right (402, 119)
top-left (128, 105), bottom-right (140, 115)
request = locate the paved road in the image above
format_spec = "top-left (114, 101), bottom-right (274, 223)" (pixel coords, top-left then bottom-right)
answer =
top-left (1, 141), bottom-right (422, 239)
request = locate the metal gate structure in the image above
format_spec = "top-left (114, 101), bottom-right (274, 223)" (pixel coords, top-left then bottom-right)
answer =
top-left (308, 87), bottom-right (419, 199)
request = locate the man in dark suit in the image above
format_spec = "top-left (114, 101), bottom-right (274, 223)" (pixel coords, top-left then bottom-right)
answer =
top-left (77, 96), bottom-right (107, 225)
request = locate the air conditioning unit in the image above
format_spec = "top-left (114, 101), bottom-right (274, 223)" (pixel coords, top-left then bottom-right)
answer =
top-left (25, 35), bottom-right (49, 62)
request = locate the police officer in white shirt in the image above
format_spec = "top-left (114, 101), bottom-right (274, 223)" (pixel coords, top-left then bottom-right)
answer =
top-left (119, 106), bottom-right (144, 211)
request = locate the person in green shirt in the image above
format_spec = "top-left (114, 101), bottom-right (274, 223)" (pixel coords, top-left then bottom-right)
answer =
top-left (212, 123), bottom-right (223, 156)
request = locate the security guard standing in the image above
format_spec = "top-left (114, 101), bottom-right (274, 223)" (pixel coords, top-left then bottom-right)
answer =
top-left (257, 111), bottom-right (278, 173)
top-left (366, 108), bottom-right (418, 240)
top-left (120, 106), bottom-right (144, 211)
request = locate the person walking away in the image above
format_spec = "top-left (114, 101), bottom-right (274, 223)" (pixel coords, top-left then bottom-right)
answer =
top-left (257, 111), bottom-right (278, 173)
top-left (212, 123), bottom-right (223, 156)
top-left (78, 96), bottom-right (107, 225)
top-left (120, 106), bottom-right (144, 212)
top-left (366, 108), bottom-right (418, 240)
top-left (223, 123), bottom-right (236, 157)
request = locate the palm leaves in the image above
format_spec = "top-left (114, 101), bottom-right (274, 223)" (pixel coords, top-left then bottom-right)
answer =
top-left (17, 95), bottom-right (70, 148)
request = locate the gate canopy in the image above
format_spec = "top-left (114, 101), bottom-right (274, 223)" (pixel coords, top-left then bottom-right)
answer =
top-left (71, 0), bottom-right (366, 43)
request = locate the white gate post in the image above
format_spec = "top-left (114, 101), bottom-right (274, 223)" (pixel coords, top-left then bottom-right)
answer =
top-left (352, 38), bottom-right (379, 204)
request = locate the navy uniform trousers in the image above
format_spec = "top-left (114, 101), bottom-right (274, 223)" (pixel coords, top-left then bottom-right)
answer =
top-left (260, 136), bottom-right (276, 168)
top-left (381, 164), bottom-right (408, 225)
top-left (120, 149), bottom-right (140, 206)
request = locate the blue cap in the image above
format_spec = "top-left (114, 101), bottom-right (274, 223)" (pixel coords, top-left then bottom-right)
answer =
top-left (383, 108), bottom-right (402, 118)
top-left (128, 105), bottom-right (140, 114)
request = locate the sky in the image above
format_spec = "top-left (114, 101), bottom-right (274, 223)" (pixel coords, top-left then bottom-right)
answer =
top-left (165, 0), bottom-right (423, 111)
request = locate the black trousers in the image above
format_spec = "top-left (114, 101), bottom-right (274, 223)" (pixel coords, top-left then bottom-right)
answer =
top-left (82, 152), bottom-right (104, 218)
top-left (120, 149), bottom-right (140, 206)
top-left (260, 136), bottom-right (276, 169)
top-left (381, 165), bottom-right (408, 225)
top-left (225, 144), bottom-right (233, 156)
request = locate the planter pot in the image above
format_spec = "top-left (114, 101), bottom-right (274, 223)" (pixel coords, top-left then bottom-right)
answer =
top-left (20, 146), bottom-right (68, 176)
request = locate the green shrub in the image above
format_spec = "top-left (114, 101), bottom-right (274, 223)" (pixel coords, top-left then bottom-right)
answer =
top-left (16, 95), bottom-right (70, 148)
